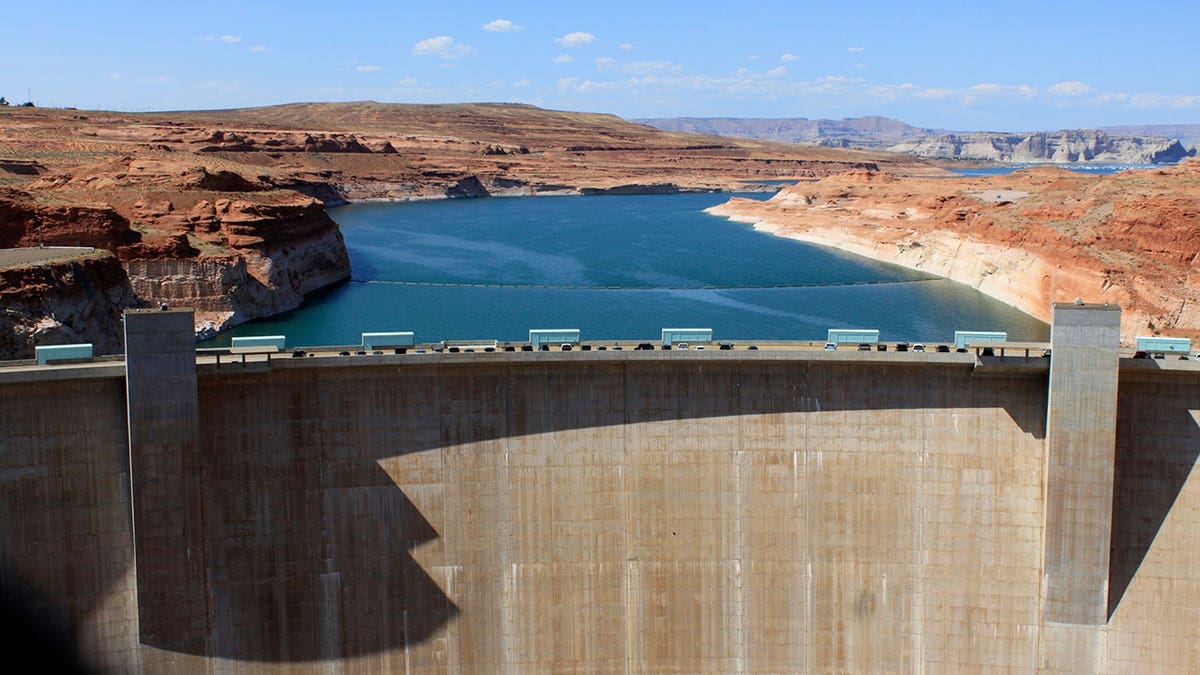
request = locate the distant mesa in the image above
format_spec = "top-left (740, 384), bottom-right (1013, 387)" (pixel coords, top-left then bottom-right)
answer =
top-left (637, 116), bottom-right (1200, 165)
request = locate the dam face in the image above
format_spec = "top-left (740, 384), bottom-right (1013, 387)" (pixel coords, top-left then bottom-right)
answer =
top-left (1, 307), bottom-right (1199, 672)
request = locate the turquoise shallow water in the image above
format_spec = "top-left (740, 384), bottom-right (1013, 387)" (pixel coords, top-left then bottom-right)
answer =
top-left (203, 193), bottom-right (1049, 347)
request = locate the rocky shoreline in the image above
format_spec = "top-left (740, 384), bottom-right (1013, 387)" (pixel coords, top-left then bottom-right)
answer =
top-left (706, 165), bottom-right (1200, 342)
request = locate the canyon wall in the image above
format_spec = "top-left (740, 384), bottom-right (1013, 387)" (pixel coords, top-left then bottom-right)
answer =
top-left (0, 103), bottom-right (936, 354)
top-left (0, 179), bottom-right (351, 343)
top-left (0, 251), bottom-right (137, 358)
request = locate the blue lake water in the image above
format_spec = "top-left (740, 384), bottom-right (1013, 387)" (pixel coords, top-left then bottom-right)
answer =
top-left (204, 193), bottom-right (1049, 347)
top-left (948, 163), bottom-right (1162, 177)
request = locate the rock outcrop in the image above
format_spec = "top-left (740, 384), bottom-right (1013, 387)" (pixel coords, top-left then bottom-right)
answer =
top-left (0, 251), bottom-right (138, 359)
top-left (888, 130), bottom-right (1194, 164)
top-left (0, 172), bottom-right (351, 344)
top-left (707, 163), bottom-right (1200, 342)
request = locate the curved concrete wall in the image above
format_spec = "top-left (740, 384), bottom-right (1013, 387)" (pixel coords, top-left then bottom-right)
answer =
top-left (1, 352), bottom-right (1199, 672)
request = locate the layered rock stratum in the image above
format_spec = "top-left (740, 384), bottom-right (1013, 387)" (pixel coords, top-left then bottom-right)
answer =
top-left (888, 130), bottom-right (1194, 164)
top-left (0, 101), bottom-right (934, 358)
top-left (707, 163), bottom-right (1200, 341)
top-left (640, 116), bottom-right (1197, 164)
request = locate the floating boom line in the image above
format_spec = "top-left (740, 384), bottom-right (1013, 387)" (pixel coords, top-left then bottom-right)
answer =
top-left (348, 276), bottom-right (943, 291)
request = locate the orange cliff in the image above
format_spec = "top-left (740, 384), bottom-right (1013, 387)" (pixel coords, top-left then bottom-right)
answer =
top-left (707, 163), bottom-right (1200, 342)
top-left (0, 160), bottom-right (351, 345)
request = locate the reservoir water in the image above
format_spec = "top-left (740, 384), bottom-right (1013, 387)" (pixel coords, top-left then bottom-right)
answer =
top-left (206, 193), bottom-right (1049, 347)
top-left (948, 163), bottom-right (1161, 177)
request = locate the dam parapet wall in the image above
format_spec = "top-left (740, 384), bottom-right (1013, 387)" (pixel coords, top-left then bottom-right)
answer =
top-left (2, 307), bottom-right (1200, 672)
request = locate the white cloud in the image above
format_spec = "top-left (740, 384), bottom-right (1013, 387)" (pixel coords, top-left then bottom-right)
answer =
top-left (871, 82), bottom-right (952, 101)
top-left (767, 66), bottom-right (788, 77)
top-left (556, 32), bottom-right (596, 48)
top-left (413, 35), bottom-right (476, 59)
top-left (847, 46), bottom-right (866, 53)
top-left (967, 82), bottom-right (1036, 98)
top-left (553, 54), bottom-right (573, 63)
top-left (250, 45), bottom-right (270, 53)
top-left (1050, 80), bottom-right (1091, 97)
top-left (618, 42), bottom-right (635, 51)
top-left (558, 77), bottom-right (580, 89)
top-left (969, 82), bottom-right (1003, 94)
top-left (483, 19), bottom-right (523, 32)
top-left (595, 58), bottom-right (683, 76)
top-left (514, 78), bottom-right (532, 88)
top-left (394, 77), bottom-right (419, 87)
top-left (356, 64), bottom-right (383, 72)
top-left (780, 53), bottom-right (798, 62)
top-left (219, 35), bottom-right (241, 43)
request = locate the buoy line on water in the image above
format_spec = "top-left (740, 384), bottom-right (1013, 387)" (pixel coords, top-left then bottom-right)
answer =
top-left (348, 277), bottom-right (943, 291)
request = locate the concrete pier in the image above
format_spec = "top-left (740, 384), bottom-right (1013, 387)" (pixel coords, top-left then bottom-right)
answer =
top-left (124, 309), bottom-right (208, 653)
top-left (1042, 303), bottom-right (1122, 626)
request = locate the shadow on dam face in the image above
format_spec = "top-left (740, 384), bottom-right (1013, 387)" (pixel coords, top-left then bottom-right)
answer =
top-left (1109, 372), bottom-right (1200, 619)
top-left (0, 357), bottom-right (1053, 666)
top-left (160, 358), bottom-right (1048, 662)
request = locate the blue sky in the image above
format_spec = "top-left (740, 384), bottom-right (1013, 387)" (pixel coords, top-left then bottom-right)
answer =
top-left (3, 1), bottom-right (1199, 131)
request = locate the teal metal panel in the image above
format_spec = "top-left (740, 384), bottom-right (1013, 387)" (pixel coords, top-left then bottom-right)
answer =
top-left (529, 329), bottom-right (580, 348)
top-left (827, 329), bottom-right (879, 344)
top-left (35, 343), bottom-right (94, 365)
top-left (661, 328), bottom-right (713, 346)
top-left (362, 332), bottom-right (415, 349)
top-left (230, 335), bottom-right (286, 350)
top-left (1135, 336), bottom-right (1191, 352)
top-left (955, 331), bottom-right (1008, 349)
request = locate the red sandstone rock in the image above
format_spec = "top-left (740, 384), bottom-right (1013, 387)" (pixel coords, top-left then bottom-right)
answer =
top-left (709, 163), bottom-right (1200, 341)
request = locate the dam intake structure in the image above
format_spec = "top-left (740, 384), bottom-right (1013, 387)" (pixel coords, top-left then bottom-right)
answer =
top-left (2, 304), bottom-right (1200, 672)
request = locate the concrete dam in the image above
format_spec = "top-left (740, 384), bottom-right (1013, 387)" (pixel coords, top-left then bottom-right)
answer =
top-left (2, 304), bottom-right (1199, 672)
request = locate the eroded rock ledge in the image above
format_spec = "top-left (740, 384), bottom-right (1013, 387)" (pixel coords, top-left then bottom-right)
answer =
top-left (0, 251), bottom-right (137, 359)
